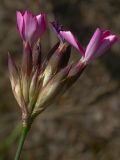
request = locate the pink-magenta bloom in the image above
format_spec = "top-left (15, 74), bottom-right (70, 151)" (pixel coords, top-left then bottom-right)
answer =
top-left (16, 10), bottom-right (46, 46)
top-left (51, 22), bottom-right (118, 63)
top-left (83, 28), bottom-right (118, 63)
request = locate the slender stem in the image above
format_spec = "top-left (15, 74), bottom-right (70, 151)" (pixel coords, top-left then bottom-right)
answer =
top-left (14, 125), bottom-right (30, 160)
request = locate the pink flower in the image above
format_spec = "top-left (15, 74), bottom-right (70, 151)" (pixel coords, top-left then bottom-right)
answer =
top-left (81, 28), bottom-right (118, 63)
top-left (16, 10), bottom-right (46, 46)
top-left (51, 22), bottom-right (118, 64)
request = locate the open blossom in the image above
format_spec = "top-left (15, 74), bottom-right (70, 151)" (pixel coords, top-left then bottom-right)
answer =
top-left (81, 28), bottom-right (118, 63)
top-left (51, 21), bottom-right (118, 64)
top-left (16, 10), bottom-right (46, 46)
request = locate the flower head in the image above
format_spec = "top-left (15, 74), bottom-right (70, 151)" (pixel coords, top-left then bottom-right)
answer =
top-left (16, 10), bottom-right (46, 47)
top-left (9, 11), bottom-right (118, 126)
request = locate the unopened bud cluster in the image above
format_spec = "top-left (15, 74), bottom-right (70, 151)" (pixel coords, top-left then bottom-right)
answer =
top-left (8, 11), bottom-right (118, 126)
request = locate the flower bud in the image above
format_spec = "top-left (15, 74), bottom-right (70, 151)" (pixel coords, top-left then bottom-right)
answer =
top-left (33, 65), bottom-right (71, 115)
top-left (42, 43), bottom-right (71, 86)
top-left (8, 53), bottom-right (22, 107)
top-left (8, 53), bottom-right (28, 125)
top-left (21, 42), bottom-right (32, 104)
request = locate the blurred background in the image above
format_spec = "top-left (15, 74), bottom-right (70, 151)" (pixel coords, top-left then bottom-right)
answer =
top-left (0, 0), bottom-right (120, 159)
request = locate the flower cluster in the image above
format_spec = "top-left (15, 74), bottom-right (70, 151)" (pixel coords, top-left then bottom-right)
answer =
top-left (8, 11), bottom-right (118, 126)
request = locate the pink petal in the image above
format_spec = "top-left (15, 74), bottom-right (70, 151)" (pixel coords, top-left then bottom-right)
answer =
top-left (16, 11), bottom-right (24, 39)
top-left (36, 13), bottom-right (46, 36)
top-left (105, 34), bottom-right (118, 43)
top-left (102, 30), bottom-right (111, 38)
top-left (23, 11), bottom-right (38, 43)
top-left (95, 34), bottom-right (118, 57)
top-left (84, 28), bottom-right (102, 62)
top-left (60, 31), bottom-right (85, 55)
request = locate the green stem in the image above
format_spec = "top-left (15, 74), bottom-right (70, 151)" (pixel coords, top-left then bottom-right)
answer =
top-left (14, 125), bottom-right (30, 160)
